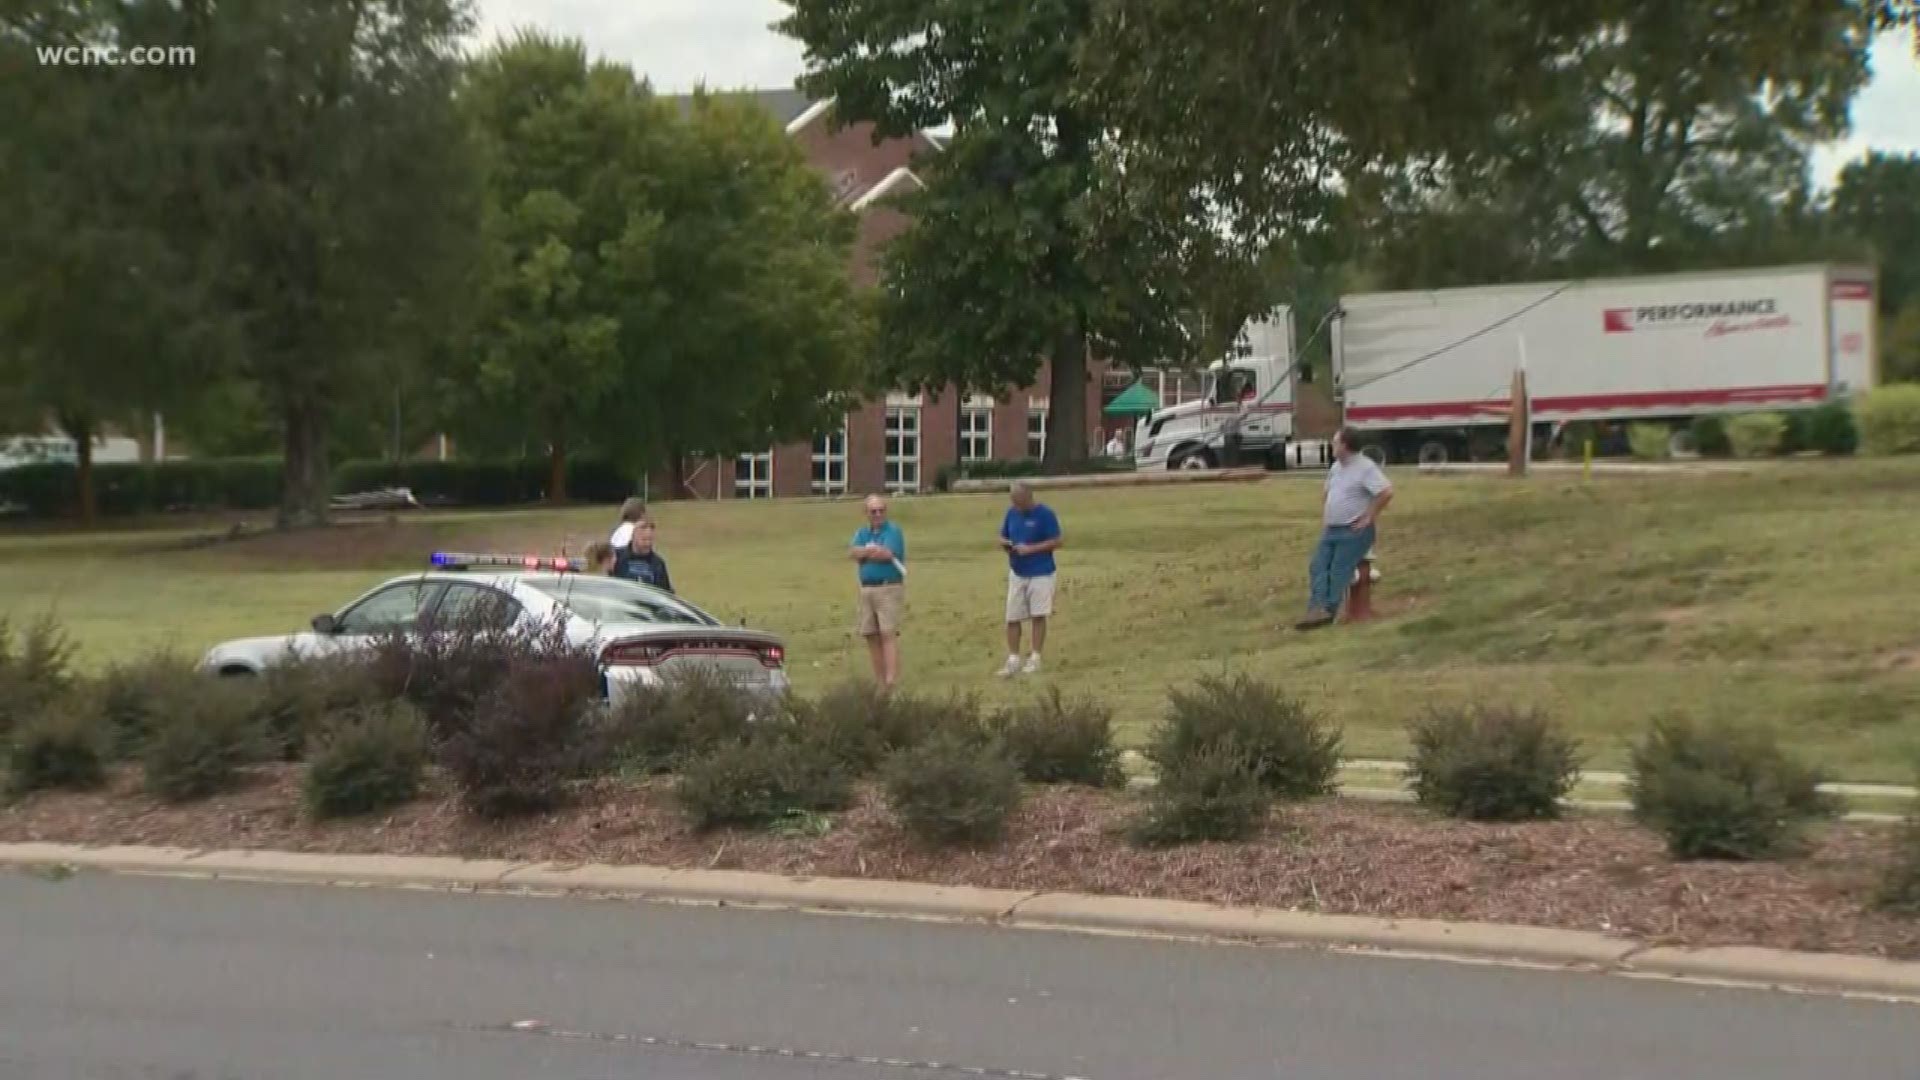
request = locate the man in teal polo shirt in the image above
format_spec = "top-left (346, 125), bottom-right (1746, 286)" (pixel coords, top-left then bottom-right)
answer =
top-left (849, 494), bottom-right (906, 689)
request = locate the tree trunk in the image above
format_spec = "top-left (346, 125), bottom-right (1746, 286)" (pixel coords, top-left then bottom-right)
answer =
top-left (1043, 322), bottom-right (1089, 475)
top-left (546, 438), bottom-right (568, 505)
top-left (278, 399), bottom-right (331, 530)
top-left (668, 451), bottom-right (687, 501)
top-left (68, 417), bottom-right (97, 528)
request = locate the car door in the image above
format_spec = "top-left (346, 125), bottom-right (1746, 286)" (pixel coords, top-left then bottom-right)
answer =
top-left (317, 579), bottom-right (447, 658)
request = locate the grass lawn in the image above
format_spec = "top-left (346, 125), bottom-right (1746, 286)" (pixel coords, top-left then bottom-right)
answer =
top-left (4, 458), bottom-right (1919, 779)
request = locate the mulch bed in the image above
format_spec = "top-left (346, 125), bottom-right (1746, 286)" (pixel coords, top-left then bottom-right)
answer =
top-left (4, 767), bottom-right (1916, 960)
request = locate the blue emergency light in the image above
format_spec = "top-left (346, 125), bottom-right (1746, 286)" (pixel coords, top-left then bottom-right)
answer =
top-left (429, 552), bottom-right (584, 573)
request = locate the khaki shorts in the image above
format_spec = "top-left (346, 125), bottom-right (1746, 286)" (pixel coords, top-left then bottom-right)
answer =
top-left (1006, 572), bottom-right (1056, 622)
top-left (855, 582), bottom-right (905, 637)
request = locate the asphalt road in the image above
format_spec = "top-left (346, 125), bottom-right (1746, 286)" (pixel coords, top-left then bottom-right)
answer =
top-left (2, 872), bottom-right (1914, 1080)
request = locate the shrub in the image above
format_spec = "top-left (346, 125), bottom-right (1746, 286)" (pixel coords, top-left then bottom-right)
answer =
top-left (1127, 744), bottom-right (1272, 847)
top-left (1855, 384), bottom-right (1920, 456)
top-left (604, 664), bottom-right (761, 774)
top-left (788, 684), bottom-right (988, 772)
top-left (141, 680), bottom-right (263, 802)
top-left (674, 731), bottom-right (855, 830)
top-left (1145, 673), bottom-right (1341, 800)
top-left (4, 706), bottom-right (109, 798)
top-left (1881, 814), bottom-right (1920, 916)
top-left (1626, 715), bottom-right (1841, 860)
top-left (250, 653), bottom-right (386, 761)
top-left (1406, 705), bottom-right (1582, 821)
top-left (369, 613), bottom-right (571, 739)
top-left (989, 689), bottom-right (1123, 787)
top-left (438, 647), bottom-right (604, 818)
top-left (303, 701), bottom-right (431, 819)
top-left (1724, 412), bottom-right (1787, 459)
top-left (0, 457), bottom-right (282, 518)
top-left (1626, 423), bottom-right (1671, 461)
top-left (1689, 415), bottom-right (1731, 457)
top-left (1802, 402), bottom-right (1859, 455)
top-left (90, 653), bottom-right (204, 758)
top-left (882, 731), bottom-right (1023, 845)
top-left (0, 616), bottom-right (76, 739)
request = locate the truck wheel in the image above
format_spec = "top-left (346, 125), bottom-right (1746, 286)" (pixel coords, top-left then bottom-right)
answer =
top-left (1417, 440), bottom-right (1451, 466)
top-left (1360, 445), bottom-right (1386, 467)
top-left (1667, 427), bottom-right (1698, 458)
top-left (1170, 447), bottom-right (1216, 471)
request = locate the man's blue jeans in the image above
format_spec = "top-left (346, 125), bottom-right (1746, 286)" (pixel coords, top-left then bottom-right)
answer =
top-left (1308, 523), bottom-right (1376, 616)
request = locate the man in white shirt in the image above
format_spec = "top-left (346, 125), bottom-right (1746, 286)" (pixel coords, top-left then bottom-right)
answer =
top-left (608, 497), bottom-right (646, 549)
top-left (1104, 431), bottom-right (1127, 457)
top-left (1297, 426), bottom-right (1392, 630)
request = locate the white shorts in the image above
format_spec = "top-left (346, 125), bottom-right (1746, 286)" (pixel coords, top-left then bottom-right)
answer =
top-left (1006, 572), bottom-right (1056, 622)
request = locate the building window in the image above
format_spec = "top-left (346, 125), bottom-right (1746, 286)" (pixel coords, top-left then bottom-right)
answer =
top-left (811, 420), bottom-right (847, 496)
top-left (884, 405), bottom-right (920, 493)
top-left (1026, 405), bottom-right (1048, 460)
top-left (961, 400), bottom-right (993, 462)
top-left (1148, 368), bottom-right (1204, 407)
top-left (733, 449), bottom-right (773, 499)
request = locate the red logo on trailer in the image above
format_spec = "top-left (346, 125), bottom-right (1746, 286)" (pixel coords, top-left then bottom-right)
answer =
top-left (1602, 308), bottom-right (1635, 333)
top-left (1831, 281), bottom-right (1873, 301)
top-left (1841, 332), bottom-right (1864, 355)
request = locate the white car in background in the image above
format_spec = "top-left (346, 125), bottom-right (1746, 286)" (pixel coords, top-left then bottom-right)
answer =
top-left (197, 552), bottom-right (791, 701)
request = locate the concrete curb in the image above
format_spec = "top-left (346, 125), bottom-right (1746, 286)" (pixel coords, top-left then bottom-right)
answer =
top-left (5, 842), bottom-right (1917, 999)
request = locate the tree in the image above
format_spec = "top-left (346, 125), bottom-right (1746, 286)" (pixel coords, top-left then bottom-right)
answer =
top-left (0, 1), bottom-right (221, 524)
top-left (778, 0), bottom-right (1252, 472)
top-left (451, 45), bottom-right (870, 499)
top-left (168, 0), bottom-right (482, 528)
top-left (454, 33), bottom-right (670, 502)
top-left (1830, 151), bottom-right (1920, 315)
top-left (634, 92), bottom-right (871, 484)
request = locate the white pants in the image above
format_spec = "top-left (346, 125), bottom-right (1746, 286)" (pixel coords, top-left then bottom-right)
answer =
top-left (1006, 572), bottom-right (1056, 622)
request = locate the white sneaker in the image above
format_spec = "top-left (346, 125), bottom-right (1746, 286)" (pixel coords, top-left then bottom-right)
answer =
top-left (1021, 654), bottom-right (1042, 675)
top-left (997, 655), bottom-right (1022, 678)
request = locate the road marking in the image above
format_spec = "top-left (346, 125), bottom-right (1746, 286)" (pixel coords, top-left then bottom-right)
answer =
top-left (462, 1020), bottom-right (1094, 1079)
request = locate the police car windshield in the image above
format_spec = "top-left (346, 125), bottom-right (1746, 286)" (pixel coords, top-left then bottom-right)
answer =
top-left (523, 577), bottom-right (716, 626)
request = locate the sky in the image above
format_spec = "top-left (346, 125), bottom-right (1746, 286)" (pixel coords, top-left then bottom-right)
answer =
top-left (474, 0), bottom-right (1920, 189)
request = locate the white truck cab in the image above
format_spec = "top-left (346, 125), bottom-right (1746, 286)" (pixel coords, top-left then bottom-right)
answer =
top-left (1133, 307), bottom-right (1334, 471)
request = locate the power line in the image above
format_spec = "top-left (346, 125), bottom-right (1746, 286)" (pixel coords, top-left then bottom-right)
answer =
top-left (1338, 280), bottom-right (1581, 393)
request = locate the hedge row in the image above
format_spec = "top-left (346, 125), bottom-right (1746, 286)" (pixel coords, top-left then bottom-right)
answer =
top-left (933, 454), bottom-right (1134, 492)
top-left (0, 455), bottom-right (639, 517)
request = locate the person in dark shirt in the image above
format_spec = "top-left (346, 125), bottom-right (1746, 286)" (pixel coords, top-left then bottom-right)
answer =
top-left (612, 519), bottom-right (673, 593)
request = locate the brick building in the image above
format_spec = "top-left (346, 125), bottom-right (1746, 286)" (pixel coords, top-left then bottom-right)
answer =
top-left (657, 91), bottom-right (1107, 501)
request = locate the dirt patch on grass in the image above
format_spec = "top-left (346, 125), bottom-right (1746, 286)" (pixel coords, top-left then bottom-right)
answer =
top-left (5, 768), bottom-right (1915, 960)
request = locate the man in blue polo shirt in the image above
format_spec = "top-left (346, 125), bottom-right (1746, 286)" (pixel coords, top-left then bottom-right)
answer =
top-left (997, 481), bottom-right (1063, 677)
top-left (849, 494), bottom-right (906, 690)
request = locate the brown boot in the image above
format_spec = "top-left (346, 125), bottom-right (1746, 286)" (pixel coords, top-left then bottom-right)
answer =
top-left (1293, 609), bottom-right (1334, 631)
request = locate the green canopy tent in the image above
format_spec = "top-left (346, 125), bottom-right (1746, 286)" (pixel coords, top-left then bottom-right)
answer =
top-left (1103, 380), bottom-right (1160, 417)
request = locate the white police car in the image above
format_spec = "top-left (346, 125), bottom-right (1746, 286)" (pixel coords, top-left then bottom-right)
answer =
top-left (197, 552), bottom-right (791, 701)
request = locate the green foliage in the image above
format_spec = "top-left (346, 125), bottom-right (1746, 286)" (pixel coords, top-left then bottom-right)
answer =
top-left (249, 654), bottom-right (386, 762)
top-left (787, 684), bottom-right (990, 773)
top-left (1145, 673), bottom-right (1342, 800)
top-left (303, 701), bottom-right (431, 819)
top-left (90, 653), bottom-right (205, 758)
top-left (1855, 384), bottom-right (1920, 454)
top-left (1725, 412), bottom-right (1788, 459)
top-left (1830, 151), bottom-right (1920, 319)
top-left (0, 616), bottom-right (76, 739)
top-left (1802, 401), bottom-right (1859, 455)
top-left (1689, 414), bottom-right (1732, 457)
top-left (5, 706), bottom-right (110, 799)
top-left (604, 666), bottom-right (761, 774)
top-left (882, 732), bottom-right (1024, 846)
top-left (1128, 744), bottom-right (1273, 847)
top-left (1406, 705), bottom-right (1582, 822)
top-left (988, 689), bottom-right (1124, 787)
top-left (1627, 715), bottom-right (1841, 860)
top-left (1626, 423), bottom-right (1671, 461)
top-left (141, 681), bottom-right (263, 803)
top-left (674, 732), bottom-right (855, 831)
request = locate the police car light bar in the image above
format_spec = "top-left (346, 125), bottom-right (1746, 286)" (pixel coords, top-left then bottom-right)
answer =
top-left (430, 552), bottom-right (585, 572)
